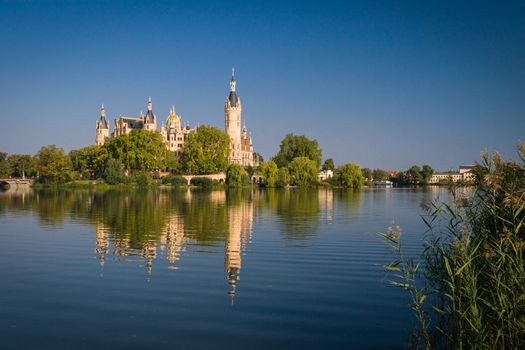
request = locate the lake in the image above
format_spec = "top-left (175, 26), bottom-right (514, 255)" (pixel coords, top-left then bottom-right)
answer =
top-left (0, 187), bottom-right (448, 349)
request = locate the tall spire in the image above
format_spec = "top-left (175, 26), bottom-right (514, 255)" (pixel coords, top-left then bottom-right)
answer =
top-left (100, 104), bottom-right (106, 118)
top-left (148, 96), bottom-right (152, 111)
top-left (230, 66), bottom-right (236, 92)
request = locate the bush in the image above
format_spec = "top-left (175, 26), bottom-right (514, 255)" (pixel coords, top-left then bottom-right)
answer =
top-left (103, 158), bottom-right (125, 185)
top-left (162, 175), bottom-right (188, 186)
top-left (134, 171), bottom-right (152, 188)
top-left (226, 164), bottom-right (249, 187)
top-left (190, 177), bottom-right (214, 188)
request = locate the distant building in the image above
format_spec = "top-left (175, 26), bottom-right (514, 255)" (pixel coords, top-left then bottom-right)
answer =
top-left (318, 169), bottom-right (333, 181)
top-left (429, 165), bottom-right (475, 184)
top-left (95, 69), bottom-right (256, 166)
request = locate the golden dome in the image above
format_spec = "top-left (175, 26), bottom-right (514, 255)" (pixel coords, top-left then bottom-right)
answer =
top-left (166, 106), bottom-right (181, 130)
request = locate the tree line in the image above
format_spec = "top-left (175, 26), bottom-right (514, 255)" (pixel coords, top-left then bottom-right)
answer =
top-left (0, 127), bottom-right (437, 188)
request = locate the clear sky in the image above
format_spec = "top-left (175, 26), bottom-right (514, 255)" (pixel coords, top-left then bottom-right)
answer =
top-left (0, 0), bottom-right (523, 170)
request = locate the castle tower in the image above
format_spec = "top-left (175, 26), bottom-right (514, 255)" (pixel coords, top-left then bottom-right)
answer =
top-left (96, 104), bottom-right (110, 146)
top-left (225, 67), bottom-right (242, 165)
top-left (143, 97), bottom-right (157, 131)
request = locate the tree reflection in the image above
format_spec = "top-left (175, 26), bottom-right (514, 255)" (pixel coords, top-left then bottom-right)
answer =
top-left (0, 187), bottom-right (334, 292)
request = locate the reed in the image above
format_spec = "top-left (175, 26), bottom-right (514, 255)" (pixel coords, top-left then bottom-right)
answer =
top-left (379, 143), bottom-right (525, 349)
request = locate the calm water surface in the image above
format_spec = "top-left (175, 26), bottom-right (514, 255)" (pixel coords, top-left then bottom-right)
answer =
top-left (0, 187), bottom-right (449, 349)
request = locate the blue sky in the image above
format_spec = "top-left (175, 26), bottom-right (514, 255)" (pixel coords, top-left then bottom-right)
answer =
top-left (0, 0), bottom-right (523, 170)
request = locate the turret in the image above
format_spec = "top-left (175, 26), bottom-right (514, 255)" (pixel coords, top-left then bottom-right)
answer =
top-left (144, 97), bottom-right (157, 131)
top-left (96, 104), bottom-right (110, 146)
top-left (225, 67), bottom-right (242, 164)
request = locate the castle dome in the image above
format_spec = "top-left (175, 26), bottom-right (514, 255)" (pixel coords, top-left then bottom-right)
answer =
top-left (166, 106), bottom-right (181, 130)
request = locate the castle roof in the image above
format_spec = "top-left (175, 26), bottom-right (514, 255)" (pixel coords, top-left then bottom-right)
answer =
top-left (228, 91), bottom-right (239, 107)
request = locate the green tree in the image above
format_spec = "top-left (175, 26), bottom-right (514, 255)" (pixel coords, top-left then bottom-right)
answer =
top-left (361, 167), bottom-right (372, 181)
top-left (372, 168), bottom-right (388, 181)
top-left (226, 164), bottom-right (249, 187)
top-left (273, 134), bottom-right (322, 168)
top-left (276, 167), bottom-right (290, 187)
top-left (287, 157), bottom-right (318, 187)
top-left (0, 152), bottom-right (11, 177)
top-left (104, 129), bottom-right (170, 172)
top-left (103, 158), bottom-right (125, 185)
top-left (7, 154), bottom-right (36, 177)
top-left (260, 160), bottom-right (279, 187)
top-left (69, 145), bottom-right (100, 179)
top-left (335, 163), bottom-right (363, 188)
top-left (36, 145), bottom-right (73, 184)
top-left (134, 170), bottom-right (152, 188)
top-left (253, 152), bottom-right (264, 165)
top-left (181, 125), bottom-right (230, 174)
top-left (421, 164), bottom-right (434, 184)
top-left (322, 158), bottom-right (335, 171)
top-left (407, 165), bottom-right (423, 184)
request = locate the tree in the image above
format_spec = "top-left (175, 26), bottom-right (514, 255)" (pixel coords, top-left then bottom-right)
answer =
top-left (276, 167), bottom-right (290, 187)
top-left (372, 168), bottom-right (388, 181)
top-left (103, 130), bottom-right (170, 172)
top-left (407, 165), bottom-right (423, 184)
top-left (69, 145), bottom-right (100, 179)
top-left (7, 154), bottom-right (36, 177)
top-left (334, 163), bottom-right (363, 188)
top-left (273, 134), bottom-right (322, 168)
top-left (226, 164), bottom-right (249, 187)
top-left (253, 152), bottom-right (264, 165)
top-left (287, 157), bottom-right (318, 187)
top-left (181, 125), bottom-right (230, 174)
top-left (361, 168), bottom-right (372, 181)
top-left (36, 145), bottom-right (73, 184)
top-left (260, 160), bottom-right (279, 187)
top-left (103, 158), bottom-right (125, 184)
top-left (322, 158), bottom-right (335, 171)
top-left (421, 164), bottom-right (434, 184)
top-left (0, 152), bottom-right (11, 177)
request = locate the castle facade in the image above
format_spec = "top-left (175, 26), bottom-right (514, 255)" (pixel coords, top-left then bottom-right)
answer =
top-left (95, 69), bottom-right (255, 166)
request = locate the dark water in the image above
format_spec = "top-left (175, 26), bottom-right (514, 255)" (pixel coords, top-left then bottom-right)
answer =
top-left (0, 187), bottom-right (448, 349)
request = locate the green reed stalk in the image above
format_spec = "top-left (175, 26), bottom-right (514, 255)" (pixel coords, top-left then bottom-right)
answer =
top-left (379, 143), bottom-right (525, 349)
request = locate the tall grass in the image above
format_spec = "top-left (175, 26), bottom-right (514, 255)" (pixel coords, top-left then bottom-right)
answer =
top-left (379, 143), bottom-right (525, 349)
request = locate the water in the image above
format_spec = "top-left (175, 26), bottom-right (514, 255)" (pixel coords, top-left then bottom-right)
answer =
top-left (0, 187), bottom-right (448, 349)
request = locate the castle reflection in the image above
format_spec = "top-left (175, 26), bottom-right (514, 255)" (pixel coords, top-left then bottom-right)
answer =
top-left (0, 187), bottom-right (338, 298)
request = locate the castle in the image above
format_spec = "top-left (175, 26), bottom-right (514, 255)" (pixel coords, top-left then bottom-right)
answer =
top-left (95, 69), bottom-right (255, 166)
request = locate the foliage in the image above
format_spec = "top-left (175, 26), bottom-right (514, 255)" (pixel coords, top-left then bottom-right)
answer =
top-left (361, 167), bottom-right (372, 181)
top-left (69, 145), bottom-right (100, 179)
top-left (276, 167), bottom-right (290, 187)
top-left (380, 144), bottom-right (525, 349)
top-left (334, 163), bottom-right (363, 188)
top-left (287, 157), bottom-right (318, 187)
top-left (322, 158), bottom-right (335, 171)
top-left (421, 164), bottom-right (434, 184)
top-left (181, 125), bottom-right (230, 174)
top-left (134, 171), bottom-right (152, 188)
top-left (226, 164), bottom-right (249, 187)
top-left (378, 225), bottom-right (431, 349)
top-left (190, 177), bottom-right (215, 188)
top-left (161, 175), bottom-right (187, 186)
top-left (253, 152), bottom-right (264, 164)
top-left (260, 160), bottom-right (279, 187)
top-left (36, 145), bottom-right (73, 184)
top-left (407, 165), bottom-right (423, 184)
top-left (0, 152), bottom-right (12, 177)
top-left (372, 168), bottom-right (388, 181)
top-left (103, 130), bottom-right (171, 171)
top-left (7, 154), bottom-right (37, 177)
top-left (273, 133), bottom-right (322, 168)
top-left (103, 158), bottom-right (126, 185)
